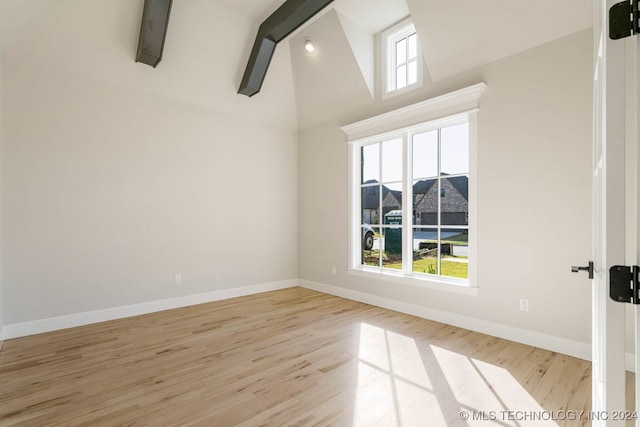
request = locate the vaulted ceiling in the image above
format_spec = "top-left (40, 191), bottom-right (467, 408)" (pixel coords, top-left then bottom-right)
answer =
top-left (0, 0), bottom-right (593, 130)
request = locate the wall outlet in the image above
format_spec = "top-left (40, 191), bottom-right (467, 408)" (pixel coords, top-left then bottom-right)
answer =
top-left (174, 274), bottom-right (182, 285)
top-left (519, 299), bottom-right (529, 312)
top-left (331, 266), bottom-right (337, 276)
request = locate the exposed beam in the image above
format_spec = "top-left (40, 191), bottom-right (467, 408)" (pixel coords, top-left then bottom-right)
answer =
top-left (238, 0), bottom-right (334, 97)
top-left (136, 0), bottom-right (173, 68)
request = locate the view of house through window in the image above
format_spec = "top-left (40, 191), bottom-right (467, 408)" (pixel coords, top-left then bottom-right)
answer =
top-left (359, 122), bottom-right (470, 280)
top-left (361, 138), bottom-right (403, 269)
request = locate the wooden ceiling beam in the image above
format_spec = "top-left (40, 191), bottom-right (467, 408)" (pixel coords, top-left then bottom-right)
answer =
top-left (136, 0), bottom-right (173, 68)
top-left (238, 0), bottom-right (334, 97)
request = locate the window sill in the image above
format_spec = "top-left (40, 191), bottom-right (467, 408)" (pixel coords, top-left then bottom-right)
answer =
top-left (381, 81), bottom-right (423, 102)
top-left (348, 267), bottom-right (478, 296)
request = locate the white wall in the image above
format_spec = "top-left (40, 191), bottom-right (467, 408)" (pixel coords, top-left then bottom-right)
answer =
top-left (3, 57), bottom-right (298, 325)
top-left (2, 0), bottom-right (299, 326)
top-left (299, 29), bottom-right (593, 348)
top-left (0, 55), bottom-right (4, 341)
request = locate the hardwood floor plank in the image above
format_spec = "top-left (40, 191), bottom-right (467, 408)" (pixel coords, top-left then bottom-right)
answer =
top-left (0, 287), bottom-right (594, 426)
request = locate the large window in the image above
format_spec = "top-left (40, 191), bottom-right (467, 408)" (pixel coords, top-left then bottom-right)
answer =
top-left (359, 122), bottom-right (470, 281)
top-left (343, 84), bottom-right (485, 290)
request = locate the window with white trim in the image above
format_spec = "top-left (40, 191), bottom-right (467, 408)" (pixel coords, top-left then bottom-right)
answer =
top-left (381, 19), bottom-right (423, 99)
top-left (358, 120), bottom-right (469, 279)
top-left (343, 84), bottom-right (486, 290)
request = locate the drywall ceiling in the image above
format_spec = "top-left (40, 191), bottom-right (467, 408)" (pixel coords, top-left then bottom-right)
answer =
top-left (1, 0), bottom-right (298, 129)
top-left (290, 9), bottom-right (373, 129)
top-left (0, 0), bottom-right (63, 54)
top-left (213, 0), bottom-right (284, 22)
top-left (0, 0), bottom-right (594, 129)
top-left (407, 0), bottom-right (593, 81)
top-left (286, 0), bottom-right (593, 127)
top-left (333, 0), bottom-right (409, 33)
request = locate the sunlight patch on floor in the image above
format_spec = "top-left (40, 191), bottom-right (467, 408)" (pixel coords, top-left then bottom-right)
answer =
top-left (353, 323), bottom-right (445, 426)
top-left (431, 345), bottom-right (556, 426)
top-left (353, 323), bottom-right (558, 427)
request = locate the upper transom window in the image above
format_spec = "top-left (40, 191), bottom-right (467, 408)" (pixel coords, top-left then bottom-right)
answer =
top-left (381, 18), bottom-right (423, 99)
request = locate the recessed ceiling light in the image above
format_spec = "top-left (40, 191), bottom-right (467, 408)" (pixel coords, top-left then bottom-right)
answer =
top-left (304, 39), bottom-right (316, 54)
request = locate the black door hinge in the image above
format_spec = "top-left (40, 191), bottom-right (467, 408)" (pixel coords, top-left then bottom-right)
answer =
top-left (610, 265), bottom-right (640, 304)
top-left (610, 0), bottom-right (640, 40)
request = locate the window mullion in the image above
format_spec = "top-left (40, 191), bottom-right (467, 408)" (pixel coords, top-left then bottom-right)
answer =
top-left (405, 36), bottom-right (410, 83)
top-left (390, 38), bottom-right (396, 91)
top-left (402, 132), bottom-right (411, 275)
top-left (379, 143), bottom-right (384, 268)
top-left (353, 145), bottom-right (360, 268)
top-left (437, 129), bottom-right (442, 276)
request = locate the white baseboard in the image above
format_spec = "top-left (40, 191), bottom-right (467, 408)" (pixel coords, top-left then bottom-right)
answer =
top-left (3, 279), bottom-right (298, 340)
top-left (626, 352), bottom-right (637, 373)
top-left (300, 280), bottom-right (593, 363)
top-left (5, 278), bottom-right (633, 372)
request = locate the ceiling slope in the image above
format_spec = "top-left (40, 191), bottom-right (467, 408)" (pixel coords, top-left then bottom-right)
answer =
top-left (335, 10), bottom-right (374, 98)
top-left (290, 9), bottom-right (373, 129)
top-left (406, 0), bottom-right (593, 82)
top-left (0, 0), bottom-right (63, 54)
top-left (238, 0), bottom-right (335, 97)
top-left (333, 0), bottom-right (409, 33)
top-left (213, 0), bottom-right (284, 22)
top-left (3, 0), bottom-right (298, 129)
top-left (0, 0), bottom-right (595, 130)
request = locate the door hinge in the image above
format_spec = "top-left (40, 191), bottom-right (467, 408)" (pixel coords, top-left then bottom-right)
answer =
top-left (610, 265), bottom-right (640, 304)
top-left (610, 0), bottom-right (640, 40)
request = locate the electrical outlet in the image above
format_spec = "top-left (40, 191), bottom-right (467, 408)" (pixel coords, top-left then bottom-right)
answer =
top-left (331, 266), bottom-right (337, 276)
top-left (174, 274), bottom-right (182, 285)
top-left (519, 299), bottom-right (529, 312)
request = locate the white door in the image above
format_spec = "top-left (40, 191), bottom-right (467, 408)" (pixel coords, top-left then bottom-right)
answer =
top-left (593, 0), bottom-right (628, 424)
top-left (634, 25), bottom-right (640, 425)
top-left (632, 17), bottom-right (640, 423)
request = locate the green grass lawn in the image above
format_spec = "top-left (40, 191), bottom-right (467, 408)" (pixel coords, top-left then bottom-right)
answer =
top-left (385, 257), bottom-right (468, 279)
top-left (414, 258), bottom-right (468, 279)
top-left (440, 233), bottom-right (468, 244)
top-left (364, 234), bottom-right (469, 279)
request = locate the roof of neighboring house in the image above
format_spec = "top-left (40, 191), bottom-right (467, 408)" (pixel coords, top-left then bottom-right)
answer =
top-left (413, 179), bottom-right (436, 194)
top-left (362, 180), bottom-right (401, 209)
top-left (361, 180), bottom-right (380, 209)
top-left (445, 175), bottom-right (469, 200)
top-left (362, 176), bottom-right (468, 209)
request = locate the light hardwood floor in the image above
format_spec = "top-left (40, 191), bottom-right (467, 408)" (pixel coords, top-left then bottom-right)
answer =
top-left (0, 287), bottom-right (594, 426)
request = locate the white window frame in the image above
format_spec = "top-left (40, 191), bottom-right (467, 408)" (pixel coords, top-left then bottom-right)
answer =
top-left (380, 18), bottom-right (423, 101)
top-left (342, 83), bottom-right (486, 294)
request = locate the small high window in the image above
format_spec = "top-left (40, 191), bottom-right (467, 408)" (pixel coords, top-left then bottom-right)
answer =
top-left (381, 19), bottom-right (423, 99)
